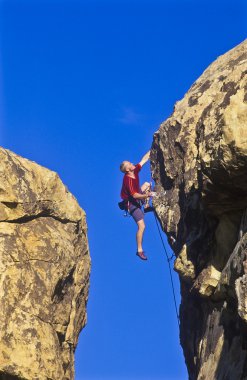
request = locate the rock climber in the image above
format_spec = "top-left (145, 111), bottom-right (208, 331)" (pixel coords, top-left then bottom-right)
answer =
top-left (120, 150), bottom-right (155, 261)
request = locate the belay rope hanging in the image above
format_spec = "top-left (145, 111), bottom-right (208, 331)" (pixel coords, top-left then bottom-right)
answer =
top-left (148, 180), bottom-right (180, 326)
top-left (153, 212), bottom-right (180, 327)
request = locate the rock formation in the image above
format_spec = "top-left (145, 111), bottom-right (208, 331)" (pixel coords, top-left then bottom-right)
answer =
top-left (151, 40), bottom-right (247, 379)
top-left (0, 148), bottom-right (91, 380)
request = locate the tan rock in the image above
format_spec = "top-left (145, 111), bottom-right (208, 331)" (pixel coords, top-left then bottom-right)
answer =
top-left (174, 244), bottom-right (195, 281)
top-left (235, 274), bottom-right (247, 322)
top-left (197, 331), bottom-right (224, 380)
top-left (0, 147), bottom-right (91, 380)
top-left (244, 258), bottom-right (247, 274)
top-left (151, 39), bottom-right (247, 379)
top-left (192, 265), bottom-right (221, 297)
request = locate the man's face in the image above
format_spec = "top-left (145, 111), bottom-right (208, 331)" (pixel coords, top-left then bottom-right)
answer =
top-left (125, 161), bottom-right (135, 173)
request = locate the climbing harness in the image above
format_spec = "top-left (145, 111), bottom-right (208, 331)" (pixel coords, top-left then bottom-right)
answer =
top-left (118, 197), bottom-right (142, 217)
top-left (154, 212), bottom-right (180, 327)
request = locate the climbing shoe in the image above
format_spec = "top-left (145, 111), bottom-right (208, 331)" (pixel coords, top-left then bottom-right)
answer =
top-left (136, 251), bottom-right (148, 260)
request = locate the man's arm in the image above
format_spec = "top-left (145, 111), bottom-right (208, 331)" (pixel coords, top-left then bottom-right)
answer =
top-left (139, 151), bottom-right (150, 167)
top-left (132, 191), bottom-right (151, 200)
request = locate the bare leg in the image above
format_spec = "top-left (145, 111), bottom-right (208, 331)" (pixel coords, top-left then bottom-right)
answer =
top-left (136, 219), bottom-right (145, 252)
top-left (141, 182), bottom-right (151, 208)
top-left (141, 182), bottom-right (151, 192)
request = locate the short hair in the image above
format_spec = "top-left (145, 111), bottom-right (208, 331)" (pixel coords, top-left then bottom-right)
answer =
top-left (120, 161), bottom-right (128, 173)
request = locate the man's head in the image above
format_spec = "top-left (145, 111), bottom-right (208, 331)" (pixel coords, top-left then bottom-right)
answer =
top-left (120, 161), bottom-right (135, 173)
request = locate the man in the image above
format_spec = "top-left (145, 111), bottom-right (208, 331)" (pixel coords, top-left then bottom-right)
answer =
top-left (120, 151), bottom-right (154, 261)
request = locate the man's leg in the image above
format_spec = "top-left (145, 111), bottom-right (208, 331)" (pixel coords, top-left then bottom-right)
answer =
top-left (136, 219), bottom-right (147, 260)
top-left (136, 219), bottom-right (145, 252)
top-left (141, 182), bottom-right (151, 208)
top-left (141, 182), bottom-right (150, 193)
top-left (129, 205), bottom-right (147, 260)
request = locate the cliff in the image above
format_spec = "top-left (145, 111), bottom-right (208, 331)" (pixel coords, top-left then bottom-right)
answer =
top-left (151, 40), bottom-right (247, 379)
top-left (0, 148), bottom-right (91, 380)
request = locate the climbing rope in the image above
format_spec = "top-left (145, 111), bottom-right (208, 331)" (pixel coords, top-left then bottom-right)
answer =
top-left (153, 212), bottom-right (180, 327)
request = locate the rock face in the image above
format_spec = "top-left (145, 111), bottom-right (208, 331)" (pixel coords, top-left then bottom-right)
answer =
top-left (0, 148), bottom-right (91, 380)
top-left (151, 40), bottom-right (247, 379)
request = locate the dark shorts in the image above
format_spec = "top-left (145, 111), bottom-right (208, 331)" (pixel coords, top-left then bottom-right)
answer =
top-left (129, 203), bottom-right (144, 223)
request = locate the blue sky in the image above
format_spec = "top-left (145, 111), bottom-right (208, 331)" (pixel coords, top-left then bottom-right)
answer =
top-left (0, 0), bottom-right (246, 379)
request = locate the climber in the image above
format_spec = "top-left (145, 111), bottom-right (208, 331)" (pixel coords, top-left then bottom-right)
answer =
top-left (119, 150), bottom-right (155, 261)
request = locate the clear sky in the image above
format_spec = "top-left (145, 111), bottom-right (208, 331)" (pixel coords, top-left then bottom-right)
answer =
top-left (0, 0), bottom-right (246, 379)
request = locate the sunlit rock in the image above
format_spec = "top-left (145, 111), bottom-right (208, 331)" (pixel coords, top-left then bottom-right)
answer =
top-left (192, 265), bottom-right (221, 297)
top-left (151, 40), bottom-right (247, 379)
top-left (0, 147), bottom-right (91, 380)
top-left (174, 244), bottom-right (195, 282)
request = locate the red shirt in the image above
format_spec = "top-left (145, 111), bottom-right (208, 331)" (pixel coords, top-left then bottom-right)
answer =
top-left (120, 163), bottom-right (142, 200)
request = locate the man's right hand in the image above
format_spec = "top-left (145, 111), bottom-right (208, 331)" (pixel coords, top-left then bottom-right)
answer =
top-left (145, 191), bottom-right (156, 198)
top-left (133, 192), bottom-right (151, 200)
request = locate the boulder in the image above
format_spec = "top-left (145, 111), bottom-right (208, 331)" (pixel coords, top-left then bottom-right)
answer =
top-left (151, 40), bottom-right (247, 379)
top-left (0, 147), bottom-right (91, 380)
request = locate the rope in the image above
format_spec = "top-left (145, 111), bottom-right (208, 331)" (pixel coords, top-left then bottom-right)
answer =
top-left (153, 212), bottom-right (180, 327)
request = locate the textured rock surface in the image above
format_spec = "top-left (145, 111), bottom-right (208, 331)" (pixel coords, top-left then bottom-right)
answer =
top-left (151, 40), bottom-right (247, 379)
top-left (0, 148), bottom-right (91, 380)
